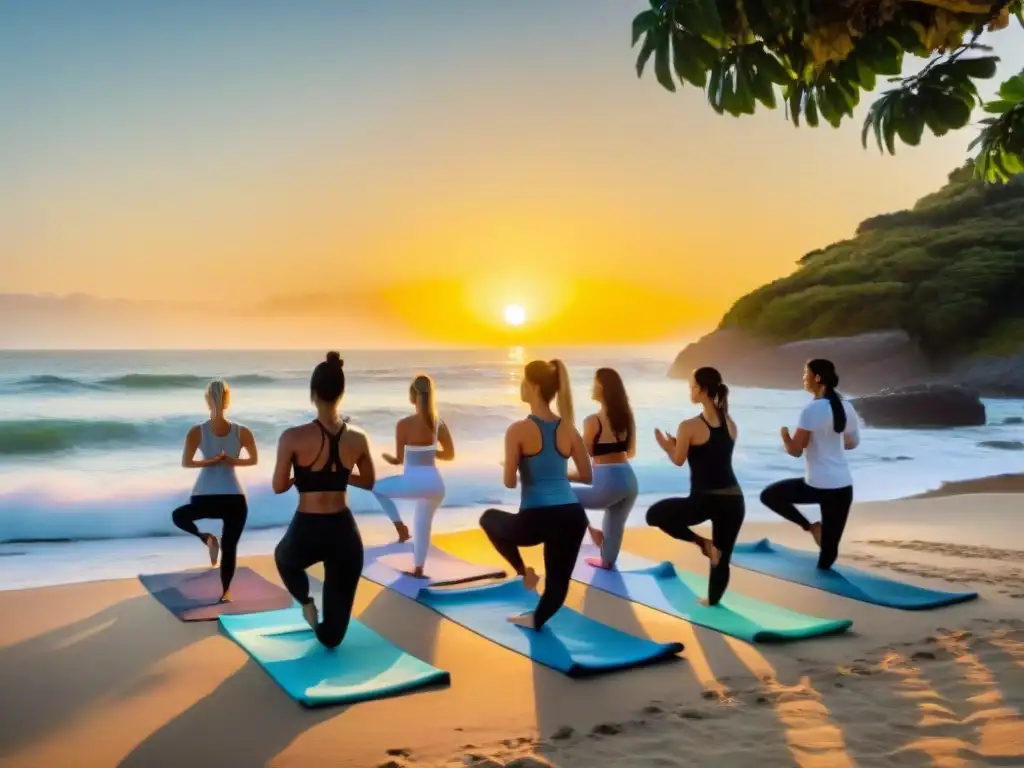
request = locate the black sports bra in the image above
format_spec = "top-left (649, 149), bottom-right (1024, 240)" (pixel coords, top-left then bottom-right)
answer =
top-left (592, 417), bottom-right (630, 457)
top-left (292, 421), bottom-right (351, 493)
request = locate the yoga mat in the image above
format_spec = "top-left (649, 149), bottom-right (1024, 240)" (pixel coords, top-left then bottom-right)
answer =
top-left (139, 566), bottom-right (292, 621)
top-left (415, 579), bottom-right (682, 677)
top-left (731, 539), bottom-right (979, 610)
top-left (362, 542), bottom-right (505, 593)
top-left (219, 606), bottom-right (450, 707)
top-left (572, 547), bottom-right (851, 643)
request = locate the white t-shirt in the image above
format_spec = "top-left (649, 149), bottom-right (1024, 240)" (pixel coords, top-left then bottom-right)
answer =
top-left (796, 397), bottom-right (860, 489)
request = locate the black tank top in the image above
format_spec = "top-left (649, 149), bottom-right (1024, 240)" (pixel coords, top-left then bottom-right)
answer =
top-left (592, 417), bottom-right (630, 457)
top-left (292, 421), bottom-right (351, 493)
top-left (687, 414), bottom-right (738, 494)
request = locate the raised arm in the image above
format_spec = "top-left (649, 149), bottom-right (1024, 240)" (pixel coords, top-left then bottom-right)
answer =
top-left (436, 421), bottom-right (455, 461)
top-left (271, 430), bottom-right (295, 494)
top-left (656, 421), bottom-right (691, 467)
top-left (349, 432), bottom-right (377, 491)
top-left (182, 425), bottom-right (220, 468)
top-left (567, 426), bottom-right (593, 485)
top-left (502, 424), bottom-right (521, 490)
top-left (227, 426), bottom-right (259, 467)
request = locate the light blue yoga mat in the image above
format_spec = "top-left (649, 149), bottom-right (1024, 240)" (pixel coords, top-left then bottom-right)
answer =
top-left (414, 578), bottom-right (683, 677)
top-left (731, 539), bottom-right (979, 610)
top-left (219, 606), bottom-right (450, 707)
top-left (572, 547), bottom-right (851, 643)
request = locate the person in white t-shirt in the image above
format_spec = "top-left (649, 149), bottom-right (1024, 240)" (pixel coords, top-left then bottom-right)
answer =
top-left (759, 359), bottom-right (860, 569)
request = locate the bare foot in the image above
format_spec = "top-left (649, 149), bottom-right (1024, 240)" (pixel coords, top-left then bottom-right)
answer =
top-left (219, 589), bottom-right (232, 603)
top-left (507, 612), bottom-right (536, 629)
top-left (521, 567), bottom-right (540, 592)
top-left (698, 597), bottom-right (710, 607)
top-left (588, 526), bottom-right (605, 548)
top-left (404, 567), bottom-right (428, 579)
top-left (205, 535), bottom-right (220, 567)
top-left (698, 538), bottom-right (721, 567)
top-left (809, 522), bottom-right (823, 548)
top-left (301, 600), bottom-right (318, 630)
top-left (394, 521), bottom-right (411, 544)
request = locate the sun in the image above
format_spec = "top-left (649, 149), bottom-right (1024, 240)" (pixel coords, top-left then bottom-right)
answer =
top-left (504, 304), bottom-right (526, 327)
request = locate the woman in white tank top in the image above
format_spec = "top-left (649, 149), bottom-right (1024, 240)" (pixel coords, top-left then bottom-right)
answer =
top-left (374, 374), bottom-right (455, 578)
top-left (172, 379), bottom-right (258, 600)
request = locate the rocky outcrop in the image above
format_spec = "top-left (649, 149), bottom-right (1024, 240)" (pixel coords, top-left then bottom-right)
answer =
top-left (850, 385), bottom-right (986, 429)
top-left (668, 329), bottom-right (931, 395)
top-left (668, 328), bottom-right (1024, 397)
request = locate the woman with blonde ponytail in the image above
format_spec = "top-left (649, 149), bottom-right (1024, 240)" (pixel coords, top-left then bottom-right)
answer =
top-left (479, 359), bottom-right (592, 630)
top-left (375, 374), bottom-right (455, 577)
top-left (173, 379), bottom-right (258, 600)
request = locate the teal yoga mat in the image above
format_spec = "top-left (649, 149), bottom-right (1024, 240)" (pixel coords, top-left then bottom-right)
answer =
top-left (219, 606), bottom-right (450, 707)
top-left (414, 579), bottom-right (684, 677)
top-left (572, 547), bottom-right (851, 642)
top-left (731, 539), bottom-right (978, 610)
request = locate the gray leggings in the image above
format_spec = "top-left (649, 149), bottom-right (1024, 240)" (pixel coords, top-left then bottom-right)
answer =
top-left (572, 463), bottom-right (638, 565)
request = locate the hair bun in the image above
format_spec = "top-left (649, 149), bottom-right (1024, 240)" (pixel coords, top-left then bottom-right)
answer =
top-left (326, 351), bottom-right (343, 368)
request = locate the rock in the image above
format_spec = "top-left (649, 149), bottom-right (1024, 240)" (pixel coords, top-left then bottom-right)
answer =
top-left (549, 726), bottom-right (574, 741)
top-left (979, 440), bottom-right (1024, 451)
top-left (851, 384), bottom-right (986, 428)
top-left (1004, 416), bottom-right (1024, 425)
top-left (506, 758), bottom-right (553, 768)
top-left (461, 755), bottom-right (502, 768)
top-left (590, 723), bottom-right (622, 736)
top-left (668, 329), bottom-right (931, 395)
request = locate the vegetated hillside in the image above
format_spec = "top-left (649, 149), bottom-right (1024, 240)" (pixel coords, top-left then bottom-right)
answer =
top-left (719, 163), bottom-right (1024, 360)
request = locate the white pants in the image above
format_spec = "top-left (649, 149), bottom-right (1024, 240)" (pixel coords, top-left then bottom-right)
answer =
top-left (373, 467), bottom-right (445, 568)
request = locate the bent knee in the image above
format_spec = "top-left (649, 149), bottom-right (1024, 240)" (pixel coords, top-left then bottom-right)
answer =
top-left (479, 508), bottom-right (500, 531)
top-left (645, 506), bottom-right (663, 527)
top-left (758, 487), bottom-right (775, 505)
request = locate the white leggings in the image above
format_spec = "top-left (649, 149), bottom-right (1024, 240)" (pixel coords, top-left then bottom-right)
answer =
top-left (572, 463), bottom-right (638, 565)
top-left (374, 468), bottom-right (445, 569)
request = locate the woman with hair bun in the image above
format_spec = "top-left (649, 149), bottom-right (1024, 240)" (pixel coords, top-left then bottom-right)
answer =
top-left (374, 373), bottom-right (455, 578)
top-left (760, 359), bottom-right (860, 570)
top-left (479, 359), bottom-right (592, 630)
top-left (271, 352), bottom-right (377, 649)
top-left (172, 378), bottom-right (258, 601)
top-left (646, 367), bottom-right (744, 606)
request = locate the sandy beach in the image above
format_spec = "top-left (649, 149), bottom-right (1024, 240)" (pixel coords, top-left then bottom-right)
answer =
top-left (1, 486), bottom-right (1022, 768)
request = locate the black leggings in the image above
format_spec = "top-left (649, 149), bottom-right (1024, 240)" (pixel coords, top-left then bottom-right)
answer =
top-left (759, 479), bottom-right (853, 570)
top-left (274, 509), bottom-right (364, 649)
top-left (172, 494), bottom-right (248, 594)
top-left (645, 493), bottom-right (746, 606)
top-left (479, 503), bottom-right (588, 630)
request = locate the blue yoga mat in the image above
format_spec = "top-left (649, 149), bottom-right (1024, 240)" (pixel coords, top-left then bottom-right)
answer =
top-left (362, 543), bottom-right (683, 676)
top-left (572, 547), bottom-right (851, 643)
top-left (414, 579), bottom-right (682, 677)
top-left (219, 606), bottom-right (450, 707)
top-left (731, 539), bottom-right (978, 610)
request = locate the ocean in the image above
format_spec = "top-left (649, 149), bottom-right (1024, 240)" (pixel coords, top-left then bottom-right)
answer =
top-left (1, 347), bottom-right (1021, 590)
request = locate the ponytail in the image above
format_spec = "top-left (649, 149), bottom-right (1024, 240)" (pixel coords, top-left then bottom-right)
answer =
top-left (205, 379), bottom-right (230, 416)
top-left (410, 374), bottom-right (437, 433)
top-left (550, 359), bottom-right (575, 427)
top-left (713, 382), bottom-right (730, 425)
top-left (807, 358), bottom-right (846, 433)
top-left (693, 366), bottom-right (728, 425)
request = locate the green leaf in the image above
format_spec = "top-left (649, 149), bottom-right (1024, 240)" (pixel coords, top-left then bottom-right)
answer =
top-left (931, 92), bottom-right (973, 129)
top-left (998, 74), bottom-right (1024, 103)
top-left (883, 98), bottom-right (899, 154)
top-left (672, 31), bottom-right (709, 88)
top-left (854, 57), bottom-right (877, 91)
top-left (721, 68), bottom-right (739, 116)
top-left (951, 56), bottom-right (1000, 80)
top-left (816, 84), bottom-right (842, 128)
top-left (805, 91), bottom-right (819, 128)
top-left (688, 33), bottom-right (720, 69)
top-left (654, 29), bottom-right (676, 91)
top-left (636, 30), bottom-right (658, 78)
top-left (735, 60), bottom-right (758, 115)
top-left (674, 0), bottom-right (725, 40)
top-left (787, 84), bottom-right (802, 127)
top-left (750, 61), bottom-right (777, 108)
top-left (895, 97), bottom-right (925, 147)
top-left (861, 111), bottom-right (873, 149)
top-left (708, 59), bottom-right (726, 114)
top-left (751, 45), bottom-right (792, 86)
top-left (632, 10), bottom-right (660, 47)
top-left (983, 99), bottom-right (1015, 115)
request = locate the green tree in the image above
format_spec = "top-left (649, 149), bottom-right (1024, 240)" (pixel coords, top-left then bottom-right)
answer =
top-left (632, 1), bottom-right (1024, 181)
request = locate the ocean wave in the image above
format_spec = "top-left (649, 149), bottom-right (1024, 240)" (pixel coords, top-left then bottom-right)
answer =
top-left (7, 372), bottom-right (280, 394)
top-left (0, 419), bottom-right (148, 456)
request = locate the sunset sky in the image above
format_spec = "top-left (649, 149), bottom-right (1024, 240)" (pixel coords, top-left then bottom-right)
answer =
top-left (3, 2), bottom-right (1023, 348)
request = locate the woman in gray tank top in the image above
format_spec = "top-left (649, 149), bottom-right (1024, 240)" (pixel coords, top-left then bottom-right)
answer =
top-left (171, 379), bottom-right (258, 600)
